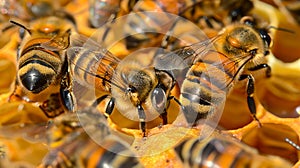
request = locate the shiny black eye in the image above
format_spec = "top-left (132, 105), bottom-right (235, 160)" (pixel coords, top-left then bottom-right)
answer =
top-left (230, 8), bottom-right (242, 21)
top-left (151, 87), bottom-right (166, 113)
top-left (259, 29), bottom-right (271, 47)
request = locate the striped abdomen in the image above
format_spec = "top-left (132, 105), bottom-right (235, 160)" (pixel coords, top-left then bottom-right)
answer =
top-left (18, 38), bottom-right (66, 95)
top-left (175, 137), bottom-right (292, 167)
top-left (180, 51), bottom-right (239, 124)
top-left (41, 135), bottom-right (143, 168)
top-left (68, 47), bottom-right (119, 92)
top-left (79, 139), bottom-right (143, 168)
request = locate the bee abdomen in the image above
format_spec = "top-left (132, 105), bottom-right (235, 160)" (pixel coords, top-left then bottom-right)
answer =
top-left (180, 63), bottom-right (227, 123)
top-left (174, 137), bottom-right (271, 167)
top-left (79, 140), bottom-right (143, 168)
top-left (96, 144), bottom-right (143, 168)
top-left (20, 68), bottom-right (51, 93)
top-left (18, 56), bottom-right (59, 94)
top-left (17, 43), bottom-right (63, 92)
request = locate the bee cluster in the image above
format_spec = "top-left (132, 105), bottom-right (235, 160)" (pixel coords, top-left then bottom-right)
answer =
top-left (0, 0), bottom-right (300, 167)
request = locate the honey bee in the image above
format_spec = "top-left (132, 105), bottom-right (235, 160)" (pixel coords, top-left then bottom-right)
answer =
top-left (175, 135), bottom-right (293, 167)
top-left (40, 107), bottom-right (144, 168)
top-left (89, 0), bottom-right (141, 28)
top-left (179, 0), bottom-right (254, 30)
top-left (156, 17), bottom-right (272, 127)
top-left (9, 11), bottom-right (77, 118)
top-left (0, 0), bottom-right (72, 21)
top-left (159, 0), bottom-right (255, 52)
top-left (121, 0), bottom-right (254, 52)
top-left (120, 0), bottom-right (189, 50)
top-left (66, 34), bottom-right (176, 137)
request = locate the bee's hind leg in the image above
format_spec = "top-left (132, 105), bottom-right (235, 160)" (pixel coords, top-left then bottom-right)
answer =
top-left (239, 74), bottom-right (262, 127)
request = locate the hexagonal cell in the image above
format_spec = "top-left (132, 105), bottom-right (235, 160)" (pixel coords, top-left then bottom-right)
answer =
top-left (258, 86), bottom-right (300, 118)
top-left (257, 79), bottom-right (300, 118)
top-left (241, 123), bottom-right (300, 164)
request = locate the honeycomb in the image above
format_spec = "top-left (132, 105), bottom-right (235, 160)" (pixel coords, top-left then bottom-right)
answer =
top-left (0, 0), bottom-right (300, 167)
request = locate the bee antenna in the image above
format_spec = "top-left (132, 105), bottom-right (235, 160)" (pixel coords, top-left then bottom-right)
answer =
top-left (9, 20), bottom-right (32, 35)
top-left (268, 26), bottom-right (295, 34)
top-left (94, 74), bottom-right (126, 91)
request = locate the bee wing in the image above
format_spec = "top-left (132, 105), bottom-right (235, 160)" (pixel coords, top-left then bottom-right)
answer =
top-left (41, 29), bottom-right (72, 51)
top-left (46, 107), bottom-right (112, 148)
top-left (41, 107), bottom-right (112, 167)
top-left (154, 37), bottom-right (216, 71)
top-left (0, 122), bottom-right (49, 142)
top-left (66, 33), bottom-right (121, 92)
top-left (76, 107), bottom-right (112, 142)
top-left (0, 102), bottom-right (49, 142)
top-left (41, 107), bottom-right (140, 167)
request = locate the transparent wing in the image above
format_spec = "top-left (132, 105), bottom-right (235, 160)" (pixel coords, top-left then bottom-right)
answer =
top-left (154, 35), bottom-right (218, 71)
top-left (76, 107), bottom-right (112, 142)
top-left (66, 33), bottom-right (121, 93)
top-left (167, 33), bottom-right (254, 139)
top-left (45, 106), bottom-right (112, 149)
top-left (41, 106), bottom-right (141, 167)
top-left (40, 29), bottom-right (72, 51)
top-left (0, 102), bottom-right (49, 142)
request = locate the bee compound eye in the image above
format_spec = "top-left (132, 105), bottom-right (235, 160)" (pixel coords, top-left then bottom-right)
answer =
top-left (259, 29), bottom-right (271, 47)
top-left (151, 87), bottom-right (167, 113)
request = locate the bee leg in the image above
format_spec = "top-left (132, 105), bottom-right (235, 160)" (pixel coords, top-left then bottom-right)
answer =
top-left (60, 86), bottom-right (76, 113)
top-left (238, 74), bottom-right (262, 127)
top-left (92, 95), bottom-right (115, 118)
top-left (248, 63), bottom-right (271, 78)
top-left (137, 104), bottom-right (147, 137)
top-left (160, 110), bottom-right (168, 125)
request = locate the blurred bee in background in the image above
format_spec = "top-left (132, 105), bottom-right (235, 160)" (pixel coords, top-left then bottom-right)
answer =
top-left (89, 0), bottom-right (141, 28)
top-left (39, 107), bottom-right (144, 168)
top-left (89, 0), bottom-right (123, 28)
top-left (91, 0), bottom-right (188, 52)
top-left (122, 0), bottom-right (188, 51)
top-left (89, 0), bottom-right (121, 28)
top-left (9, 11), bottom-right (77, 118)
top-left (179, 0), bottom-right (254, 31)
top-left (175, 134), bottom-right (293, 167)
top-left (0, 145), bottom-right (5, 159)
top-left (98, 0), bottom-right (254, 53)
top-left (159, 0), bottom-right (255, 52)
top-left (0, 0), bottom-right (74, 49)
top-left (157, 16), bottom-right (272, 127)
top-left (0, 0), bottom-right (73, 21)
top-left (66, 34), bottom-right (176, 137)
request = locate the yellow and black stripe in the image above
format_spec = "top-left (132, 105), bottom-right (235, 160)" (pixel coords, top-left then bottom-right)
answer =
top-left (175, 136), bottom-right (292, 167)
top-left (40, 109), bottom-right (144, 168)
